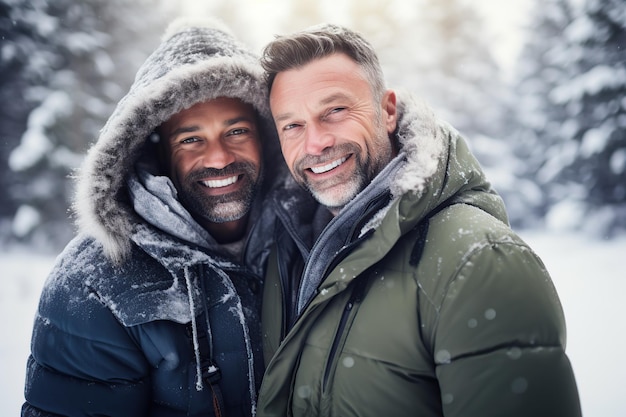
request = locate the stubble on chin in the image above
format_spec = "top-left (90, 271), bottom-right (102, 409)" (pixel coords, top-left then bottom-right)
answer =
top-left (305, 171), bottom-right (365, 211)
top-left (179, 162), bottom-right (260, 224)
top-left (205, 200), bottom-right (249, 222)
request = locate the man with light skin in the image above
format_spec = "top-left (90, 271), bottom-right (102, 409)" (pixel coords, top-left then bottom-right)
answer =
top-left (257, 23), bottom-right (582, 417)
top-left (272, 52), bottom-right (396, 213)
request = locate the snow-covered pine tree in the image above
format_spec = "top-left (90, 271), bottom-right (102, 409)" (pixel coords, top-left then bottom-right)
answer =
top-left (513, 0), bottom-right (576, 225)
top-left (373, 0), bottom-right (528, 226)
top-left (4, 0), bottom-right (171, 251)
top-left (560, 0), bottom-right (626, 233)
top-left (391, 0), bottom-right (508, 139)
top-left (0, 0), bottom-right (45, 232)
top-left (516, 0), bottom-right (626, 235)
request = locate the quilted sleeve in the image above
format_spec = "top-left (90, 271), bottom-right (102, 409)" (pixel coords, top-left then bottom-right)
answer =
top-left (22, 263), bottom-right (151, 416)
top-left (432, 236), bottom-right (581, 417)
top-left (416, 204), bottom-right (582, 417)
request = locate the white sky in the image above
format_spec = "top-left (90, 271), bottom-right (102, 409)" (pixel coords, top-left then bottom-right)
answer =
top-left (472, 0), bottom-right (532, 70)
top-left (179, 0), bottom-right (532, 71)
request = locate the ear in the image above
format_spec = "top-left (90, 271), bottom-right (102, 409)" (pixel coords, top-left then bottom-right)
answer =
top-left (382, 90), bottom-right (397, 134)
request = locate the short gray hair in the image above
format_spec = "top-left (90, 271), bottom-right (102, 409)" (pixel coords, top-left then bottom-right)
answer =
top-left (260, 23), bottom-right (386, 102)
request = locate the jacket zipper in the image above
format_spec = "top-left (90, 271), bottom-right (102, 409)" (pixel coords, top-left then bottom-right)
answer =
top-left (295, 229), bottom-right (374, 320)
top-left (306, 190), bottom-right (391, 302)
top-left (275, 248), bottom-right (289, 339)
top-left (323, 229), bottom-right (374, 280)
top-left (322, 276), bottom-right (368, 392)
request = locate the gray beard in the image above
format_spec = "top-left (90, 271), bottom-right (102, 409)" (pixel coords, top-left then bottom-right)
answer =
top-left (179, 162), bottom-right (260, 223)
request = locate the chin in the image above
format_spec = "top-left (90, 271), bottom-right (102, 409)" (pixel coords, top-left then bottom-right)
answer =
top-left (205, 201), bottom-right (249, 223)
top-left (312, 184), bottom-right (360, 210)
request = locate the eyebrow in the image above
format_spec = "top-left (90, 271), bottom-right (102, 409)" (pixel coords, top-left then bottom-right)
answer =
top-left (166, 116), bottom-right (255, 141)
top-left (224, 116), bottom-right (255, 126)
top-left (167, 125), bottom-right (200, 141)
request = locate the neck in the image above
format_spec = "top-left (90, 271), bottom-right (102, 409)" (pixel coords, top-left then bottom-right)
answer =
top-left (200, 215), bottom-right (249, 244)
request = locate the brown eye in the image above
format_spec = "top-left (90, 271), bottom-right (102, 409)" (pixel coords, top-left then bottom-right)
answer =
top-left (180, 136), bottom-right (201, 144)
top-left (229, 128), bottom-right (249, 136)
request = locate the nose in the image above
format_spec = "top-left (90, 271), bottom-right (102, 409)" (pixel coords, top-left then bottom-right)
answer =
top-left (304, 122), bottom-right (335, 155)
top-left (200, 139), bottom-right (236, 169)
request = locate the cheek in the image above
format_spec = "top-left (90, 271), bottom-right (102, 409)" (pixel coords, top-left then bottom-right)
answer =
top-left (252, 142), bottom-right (263, 166)
top-left (238, 142), bottom-right (263, 172)
top-left (280, 142), bottom-right (299, 168)
top-left (170, 154), bottom-right (195, 181)
top-left (171, 165), bottom-right (187, 185)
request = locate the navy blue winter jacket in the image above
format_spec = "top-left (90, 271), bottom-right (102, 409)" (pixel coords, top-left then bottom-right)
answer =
top-left (21, 18), bottom-right (283, 417)
top-left (23, 222), bottom-right (265, 417)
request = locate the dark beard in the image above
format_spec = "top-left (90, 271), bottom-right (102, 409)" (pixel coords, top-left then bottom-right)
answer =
top-left (179, 161), bottom-right (261, 223)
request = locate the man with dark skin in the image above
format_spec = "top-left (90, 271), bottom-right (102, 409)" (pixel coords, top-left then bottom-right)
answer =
top-left (22, 19), bottom-right (281, 417)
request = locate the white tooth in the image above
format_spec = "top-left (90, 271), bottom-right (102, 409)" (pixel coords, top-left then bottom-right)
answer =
top-left (203, 175), bottom-right (238, 188)
top-left (310, 157), bottom-right (347, 174)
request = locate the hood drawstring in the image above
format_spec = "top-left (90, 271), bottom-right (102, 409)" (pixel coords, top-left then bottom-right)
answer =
top-left (185, 265), bottom-right (225, 417)
top-left (200, 266), bottom-right (225, 417)
top-left (183, 266), bottom-right (204, 391)
top-left (183, 262), bottom-right (256, 416)
top-left (212, 265), bottom-right (258, 416)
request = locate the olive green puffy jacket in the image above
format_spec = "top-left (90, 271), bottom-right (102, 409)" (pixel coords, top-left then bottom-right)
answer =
top-left (259, 95), bottom-right (581, 417)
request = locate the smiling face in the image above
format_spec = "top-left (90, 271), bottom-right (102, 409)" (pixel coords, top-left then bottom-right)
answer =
top-left (270, 53), bottom-right (397, 214)
top-left (158, 97), bottom-right (262, 240)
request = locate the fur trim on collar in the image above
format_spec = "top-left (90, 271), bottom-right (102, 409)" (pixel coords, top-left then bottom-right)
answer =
top-left (391, 91), bottom-right (446, 199)
top-left (356, 92), bottom-right (447, 235)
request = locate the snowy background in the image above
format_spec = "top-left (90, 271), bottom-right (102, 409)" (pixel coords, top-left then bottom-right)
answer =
top-left (1, 0), bottom-right (625, 415)
top-left (3, 0), bottom-right (625, 251)
top-left (2, 230), bottom-right (625, 416)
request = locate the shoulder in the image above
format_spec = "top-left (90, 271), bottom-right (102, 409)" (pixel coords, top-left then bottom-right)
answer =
top-left (417, 203), bottom-right (552, 302)
top-left (39, 234), bottom-right (192, 328)
top-left (31, 237), bottom-right (150, 381)
top-left (415, 204), bottom-right (566, 352)
top-left (435, 203), bottom-right (521, 250)
top-left (429, 204), bottom-right (546, 283)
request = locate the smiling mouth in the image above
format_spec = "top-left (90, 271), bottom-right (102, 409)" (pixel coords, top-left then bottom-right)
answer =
top-left (201, 175), bottom-right (239, 188)
top-left (309, 156), bottom-right (348, 174)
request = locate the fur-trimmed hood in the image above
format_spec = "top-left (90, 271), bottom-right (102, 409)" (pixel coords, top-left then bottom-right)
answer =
top-left (72, 18), bottom-right (277, 263)
top-left (364, 91), bottom-right (508, 232)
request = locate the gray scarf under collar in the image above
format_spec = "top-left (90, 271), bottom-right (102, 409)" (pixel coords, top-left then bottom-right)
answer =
top-left (296, 152), bottom-right (406, 314)
top-left (127, 163), bottom-right (215, 250)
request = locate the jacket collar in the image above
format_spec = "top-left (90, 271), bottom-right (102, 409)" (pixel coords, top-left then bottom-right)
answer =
top-left (271, 92), bottom-right (445, 245)
top-left (272, 92), bottom-right (509, 313)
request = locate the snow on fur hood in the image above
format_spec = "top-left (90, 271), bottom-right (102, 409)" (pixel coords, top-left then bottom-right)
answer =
top-left (72, 18), bottom-right (275, 263)
top-left (269, 90), bottom-right (509, 315)
top-left (370, 90), bottom-right (509, 231)
top-left (272, 90), bottom-right (508, 250)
